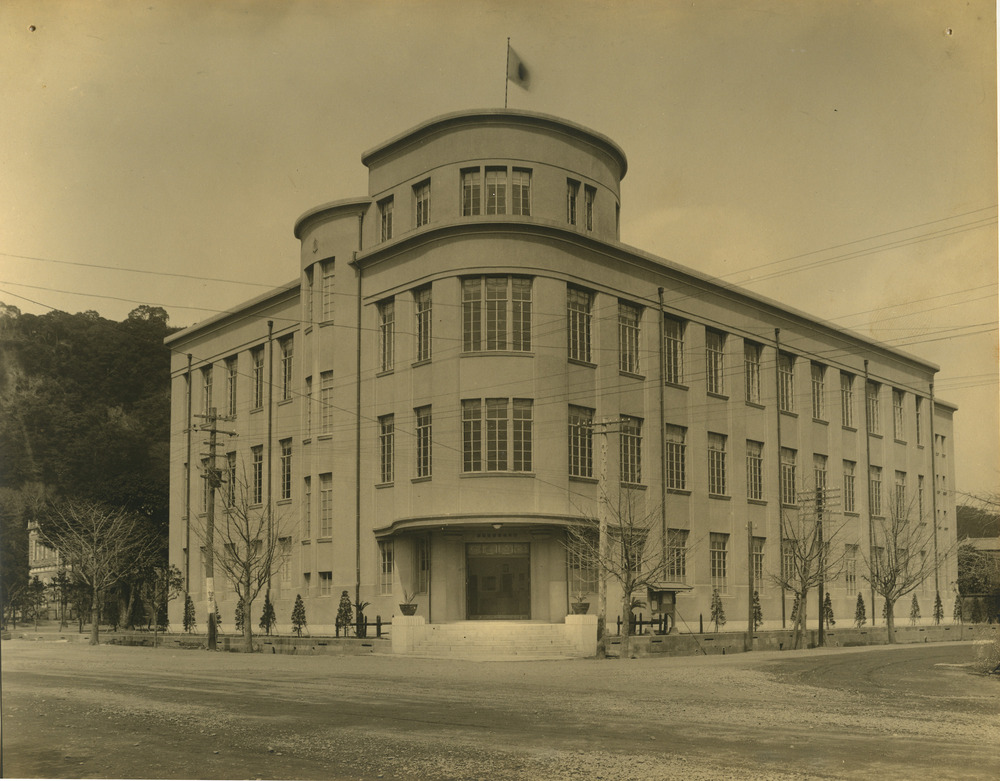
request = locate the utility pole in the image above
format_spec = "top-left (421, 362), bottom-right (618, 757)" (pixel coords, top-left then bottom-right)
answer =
top-left (591, 417), bottom-right (622, 659)
top-left (816, 487), bottom-right (825, 647)
top-left (747, 521), bottom-right (755, 645)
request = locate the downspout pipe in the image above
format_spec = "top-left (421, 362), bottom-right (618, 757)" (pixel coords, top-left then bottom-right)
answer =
top-left (928, 381), bottom-right (940, 595)
top-left (355, 213), bottom-right (364, 613)
top-left (266, 319), bottom-right (274, 597)
top-left (185, 353), bottom-right (193, 594)
top-left (657, 288), bottom-right (668, 568)
top-left (863, 360), bottom-right (876, 623)
top-left (774, 329), bottom-right (785, 628)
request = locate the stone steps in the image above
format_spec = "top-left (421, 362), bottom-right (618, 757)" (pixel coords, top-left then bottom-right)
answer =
top-left (409, 621), bottom-right (583, 660)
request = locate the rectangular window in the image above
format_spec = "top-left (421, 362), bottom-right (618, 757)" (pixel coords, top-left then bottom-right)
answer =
top-left (280, 439), bottom-right (292, 501)
top-left (843, 460), bottom-right (857, 513)
top-left (225, 452), bottom-right (236, 508)
top-left (280, 337), bottom-right (294, 401)
top-left (279, 537), bottom-right (292, 586)
top-left (377, 298), bottom-right (394, 372)
top-left (781, 540), bottom-right (795, 583)
top-left (463, 398), bottom-right (532, 473)
top-left (251, 445), bottom-right (263, 505)
top-left (915, 397), bottom-right (924, 446)
top-left (566, 179), bottom-right (579, 225)
top-left (417, 536), bottom-right (431, 594)
top-left (893, 389), bottom-right (905, 440)
top-left (664, 316), bottom-right (685, 385)
top-left (251, 347), bottom-right (264, 409)
top-left (319, 473), bottom-right (333, 537)
top-left (486, 276), bottom-right (508, 351)
top-left (895, 471), bottom-right (907, 518)
top-left (746, 440), bottom-right (764, 501)
top-left (414, 286), bottom-right (432, 362)
top-left (710, 532), bottom-right (729, 591)
top-left (752, 537), bottom-right (766, 591)
top-left (379, 415), bottom-right (394, 484)
top-left (511, 276), bottom-right (532, 352)
top-left (413, 179), bottom-right (431, 227)
top-left (841, 372), bottom-right (855, 428)
top-left (225, 356), bottom-right (238, 417)
top-left (568, 534), bottom-right (598, 595)
top-left (708, 432), bottom-right (727, 495)
top-left (618, 301), bottom-right (642, 374)
top-left (303, 476), bottom-right (311, 538)
top-left (778, 352), bottom-right (795, 413)
top-left (320, 371), bottom-right (334, 434)
top-left (845, 544), bottom-right (858, 590)
top-left (664, 425), bottom-right (687, 490)
top-left (304, 266), bottom-right (313, 323)
top-left (485, 167), bottom-right (506, 214)
top-left (462, 276), bottom-right (532, 352)
top-left (304, 376), bottom-right (312, 434)
top-left (487, 398), bottom-right (508, 472)
top-left (811, 363), bottom-right (826, 420)
top-left (379, 540), bottom-right (394, 596)
top-left (780, 447), bottom-right (797, 506)
top-left (705, 330), bottom-right (726, 395)
top-left (620, 415), bottom-right (642, 485)
top-left (415, 406), bottom-right (432, 478)
top-left (813, 453), bottom-right (828, 492)
top-left (666, 528), bottom-right (688, 582)
top-left (744, 341), bottom-right (761, 403)
top-left (511, 168), bottom-right (531, 216)
top-left (866, 381), bottom-right (881, 434)
top-left (935, 433), bottom-right (946, 458)
top-left (319, 571), bottom-right (333, 596)
top-left (584, 185), bottom-right (596, 230)
top-left (461, 168), bottom-right (481, 216)
top-left (462, 399), bottom-right (482, 473)
top-left (869, 465), bottom-right (883, 516)
top-left (568, 405), bottom-right (594, 478)
top-left (918, 475), bottom-right (925, 521)
top-left (379, 196), bottom-right (393, 241)
top-left (321, 259), bottom-right (336, 321)
top-left (202, 365), bottom-right (213, 415)
top-left (512, 398), bottom-right (532, 472)
top-left (567, 286), bottom-right (593, 363)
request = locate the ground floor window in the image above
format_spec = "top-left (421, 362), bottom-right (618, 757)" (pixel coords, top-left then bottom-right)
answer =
top-left (379, 540), bottom-right (394, 596)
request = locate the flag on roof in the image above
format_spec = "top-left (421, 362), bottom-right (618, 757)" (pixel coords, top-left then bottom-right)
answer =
top-left (507, 45), bottom-right (530, 90)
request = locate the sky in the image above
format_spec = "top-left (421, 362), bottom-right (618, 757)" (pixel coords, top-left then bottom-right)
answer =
top-left (1, 0), bottom-right (997, 498)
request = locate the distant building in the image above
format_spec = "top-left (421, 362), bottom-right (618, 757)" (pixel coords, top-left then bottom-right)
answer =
top-left (166, 109), bottom-right (958, 640)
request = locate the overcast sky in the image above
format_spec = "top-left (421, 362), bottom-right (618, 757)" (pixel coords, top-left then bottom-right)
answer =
top-left (2, 0), bottom-right (996, 498)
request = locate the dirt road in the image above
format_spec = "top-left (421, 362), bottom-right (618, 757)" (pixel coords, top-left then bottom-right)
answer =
top-left (2, 639), bottom-right (997, 780)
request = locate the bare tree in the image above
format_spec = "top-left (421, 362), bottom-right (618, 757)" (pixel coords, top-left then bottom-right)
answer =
top-left (566, 488), bottom-right (668, 660)
top-left (141, 564), bottom-right (184, 647)
top-left (862, 496), bottom-right (942, 644)
top-left (39, 501), bottom-right (158, 645)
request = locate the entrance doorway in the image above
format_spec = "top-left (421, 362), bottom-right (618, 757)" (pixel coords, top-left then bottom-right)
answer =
top-left (466, 542), bottom-right (530, 619)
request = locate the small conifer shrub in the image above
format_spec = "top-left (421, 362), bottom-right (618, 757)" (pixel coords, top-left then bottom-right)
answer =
top-left (752, 590), bottom-right (763, 631)
top-left (710, 588), bottom-right (726, 632)
top-left (336, 590), bottom-right (353, 637)
top-left (933, 591), bottom-right (944, 625)
top-left (291, 594), bottom-right (307, 637)
top-left (259, 593), bottom-right (276, 635)
top-left (909, 594), bottom-right (921, 625)
top-left (823, 592), bottom-right (835, 629)
top-left (183, 594), bottom-right (197, 633)
top-left (854, 593), bottom-right (867, 629)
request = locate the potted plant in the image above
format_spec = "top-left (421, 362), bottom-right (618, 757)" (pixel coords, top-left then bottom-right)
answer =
top-left (571, 593), bottom-right (590, 615)
top-left (399, 590), bottom-right (418, 616)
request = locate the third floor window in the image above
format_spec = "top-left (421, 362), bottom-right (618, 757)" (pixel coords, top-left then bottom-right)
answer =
top-left (462, 276), bottom-right (532, 352)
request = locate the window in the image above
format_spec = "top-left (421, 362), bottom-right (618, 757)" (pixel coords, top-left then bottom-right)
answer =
top-left (780, 447), bottom-right (797, 506)
top-left (462, 398), bottom-right (532, 473)
top-left (620, 415), bottom-right (643, 485)
top-left (813, 453), bottom-right (828, 492)
top-left (778, 352), bottom-right (795, 413)
top-left (303, 476), bottom-right (311, 538)
top-left (866, 381), bottom-right (881, 434)
top-left (304, 376), bottom-right (312, 434)
top-left (414, 286), bottom-right (432, 363)
top-left (417, 536), bottom-right (431, 594)
top-left (895, 471), bottom-right (907, 518)
top-left (201, 366), bottom-right (213, 415)
top-left (840, 372), bottom-right (855, 428)
top-left (251, 445), bottom-right (263, 505)
top-left (918, 475), bottom-right (925, 521)
top-left (664, 317), bottom-right (685, 385)
top-left (377, 298), bottom-right (394, 373)
top-left (744, 341), bottom-right (761, 403)
top-left (567, 286), bottom-right (593, 363)
top-left (379, 415), bottom-right (394, 484)
top-left (811, 363), bottom-right (826, 420)
top-left (618, 301), bottom-right (642, 374)
top-left (319, 473), bottom-right (333, 537)
top-left (485, 167), bottom-right (506, 214)
top-left (708, 432), bottom-right (727, 496)
top-left (415, 406), bottom-right (432, 478)
top-left (705, 330), bottom-right (726, 395)
top-left (915, 397), bottom-right (924, 446)
top-left (321, 259), bottom-right (336, 321)
top-left (319, 371), bottom-right (334, 434)
top-left (378, 196), bottom-right (393, 241)
top-left (413, 179), bottom-right (430, 227)
top-left (225, 452), bottom-right (236, 508)
top-left (869, 465), bottom-right (883, 516)
top-left (746, 440), bottom-right (764, 501)
top-left (279, 537), bottom-right (292, 587)
top-left (462, 276), bottom-right (532, 352)
top-left (843, 461), bottom-right (857, 513)
top-left (568, 405), bottom-right (594, 478)
top-left (379, 540), bottom-right (394, 596)
top-left (893, 389), bottom-right (905, 440)
top-left (568, 534), bottom-right (598, 595)
top-left (781, 539), bottom-right (795, 583)
top-left (666, 529), bottom-right (688, 582)
top-left (251, 347), bottom-right (264, 409)
top-left (511, 168), bottom-right (531, 216)
top-left (461, 168), bottom-right (481, 216)
top-left (584, 185), bottom-right (596, 231)
top-left (664, 425), bottom-right (687, 490)
top-left (845, 544), bottom-right (858, 590)
top-left (752, 537), bottom-right (765, 590)
top-left (710, 533), bottom-right (728, 591)
top-left (280, 337), bottom-right (294, 401)
top-left (304, 266), bottom-right (313, 323)
top-left (225, 356), bottom-right (238, 417)
top-left (280, 439), bottom-right (292, 500)
top-left (567, 179), bottom-right (580, 225)
top-left (319, 571), bottom-right (333, 596)
top-left (934, 433), bottom-right (946, 458)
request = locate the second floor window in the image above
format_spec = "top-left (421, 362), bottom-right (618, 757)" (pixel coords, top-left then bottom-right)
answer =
top-left (843, 460), bottom-right (857, 513)
top-left (413, 180), bottom-right (430, 227)
top-left (780, 447), bottom-right (797, 506)
top-left (869, 465), bottom-right (883, 516)
top-left (462, 398), bottom-right (533, 473)
top-left (251, 445), bottom-right (264, 505)
top-left (280, 337), bottom-right (294, 401)
top-left (319, 371), bottom-right (334, 434)
top-left (568, 405), bottom-right (594, 478)
top-left (378, 298), bottom-right (394, 372)
top-left (485, 167), bottom-right (506, 214)
top-left (461, 168), bottom-right (481, 215)
top-left (746, 440), bottom-right (764, 501)
top-left (664, 425), bottom-right (686, 490)
top-left (379, 415), bottom-right (394, 484)
top-left (705, 330), bottom-right (726, 395)
top-left (895, 470), bottom-right (907, 518)
top-left (744, 341), bottom-right (761, 403)
top-left (567, 286), bottom-right (593, 363)
top-left (379, 196), bottom-right (393, 241)
top-left (280, 439), bottom-right (292, 500)
top-left (618, 301), bottom-right (641, 374)
top-left (414, 286), bottom-right (432, 362)
top-left (462, 276), bottom-right (531, 352)
top-left (415, 406), bottom-right (432, 478)
top-left (584, 185), bottom-right (596, 230)
top-left (567, 179), bottom-right (579, 225)
top-left (708, 432), bottom-right (727, 496)
top-left (710, 532), bottom-right (728, 590)
top-left (619, 415), bottom-right (642, 485)
top-left (663, 316), bottom-right (685, 385)
top-left (319, 473), bottom-right (333, 537)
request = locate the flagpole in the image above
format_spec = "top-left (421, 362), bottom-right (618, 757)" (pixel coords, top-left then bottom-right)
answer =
top-left (505, 37), bottom-right (510, 109)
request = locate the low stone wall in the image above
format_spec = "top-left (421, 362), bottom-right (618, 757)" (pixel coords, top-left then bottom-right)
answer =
top-left (102, 632), bottom-right (391, 655)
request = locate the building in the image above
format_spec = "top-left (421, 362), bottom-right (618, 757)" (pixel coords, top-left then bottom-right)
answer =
top-left (166, 109), bottom-right (958, 639)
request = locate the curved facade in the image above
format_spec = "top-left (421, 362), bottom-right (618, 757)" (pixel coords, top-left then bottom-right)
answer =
top-left (168, 110), bottom-right (957, 635)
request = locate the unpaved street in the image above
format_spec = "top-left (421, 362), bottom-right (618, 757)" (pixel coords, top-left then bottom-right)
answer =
top-left (2, 639), bottom-right (997, 780)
